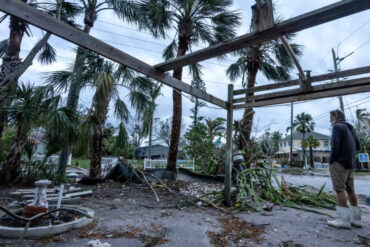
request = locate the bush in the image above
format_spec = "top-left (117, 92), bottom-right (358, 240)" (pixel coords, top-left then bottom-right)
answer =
top-left (15, 160), bottom-right (56, 186)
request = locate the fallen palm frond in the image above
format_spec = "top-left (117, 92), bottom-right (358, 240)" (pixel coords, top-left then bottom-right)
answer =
top-left (233, 163), bottom-right (336, 213)
top-left (198, 163), bottom-right (336, 215)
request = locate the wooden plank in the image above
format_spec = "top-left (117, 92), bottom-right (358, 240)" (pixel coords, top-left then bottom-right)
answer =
top-left (155, 0), bottom-right (370, 71)
top-left (234, 76), bottom-right (370, 103)
top-left (233, 65), bottom-right (370, 95)
top-left (233, 82), bottom-right (370, 109)
top-left (0, 0), bottom-right (227, 109)
top-left (235, 76), bottom-right (370, 104)
top-left (224, 84), bottom-right (234, 207)
top-left (66, 190), bottom-right (92, 198)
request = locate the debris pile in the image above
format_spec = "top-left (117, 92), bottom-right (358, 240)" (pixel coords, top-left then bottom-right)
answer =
top-left (9, 186), bottom-right (92, 207)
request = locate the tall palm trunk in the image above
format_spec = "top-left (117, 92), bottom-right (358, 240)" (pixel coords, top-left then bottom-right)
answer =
top-left (56, 7), bottom-right (97, 176)
top-left (89, 94), bottom-right (110, 178)
top-left (0, 14), bottom-right (27, 143)
top-left (239, 61), bottom-right (259, 163)
top-left (309, 146), bottom-right (314, 170)
top-left (90, 119), bottom-right (106, 178)
top-left (166, 40), bottom-right (187, 172)
top-left (3, 128), bottom-right (28, 184)
top-left (301, 129), bottom-right (306, 161)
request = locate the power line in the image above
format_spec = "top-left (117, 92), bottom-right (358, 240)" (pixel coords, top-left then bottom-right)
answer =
top-left (312, 19), bottom-right (370, 71)
top-left (337, 19), bottom-right (370, 48)
top-left (93, 27), bottom-right (167, 47)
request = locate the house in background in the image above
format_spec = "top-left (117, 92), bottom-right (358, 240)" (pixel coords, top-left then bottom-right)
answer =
top-left (134, 144), bottom-right (169, 159)
top-left (275, 131), bottom-right (331, 163)
top-left (28, 129), bottom-right (47, 157)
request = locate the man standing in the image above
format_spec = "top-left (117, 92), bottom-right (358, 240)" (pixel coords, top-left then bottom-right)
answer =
top-left (327, 109), bottom-right (362, 228)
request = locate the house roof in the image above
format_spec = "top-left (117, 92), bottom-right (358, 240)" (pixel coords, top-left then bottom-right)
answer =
top-left (281, 131), bottom-right (330, 141)
top-left (134, 144), bottom-right (169, 158)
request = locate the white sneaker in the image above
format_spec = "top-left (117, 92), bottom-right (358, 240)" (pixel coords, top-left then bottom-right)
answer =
top-left (350, 206), bottom-right (362, 228)
top-left (327, 206), bottom-right (351, 229)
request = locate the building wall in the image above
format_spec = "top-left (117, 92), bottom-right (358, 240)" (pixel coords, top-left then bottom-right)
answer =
top-left (278, 139), bottom-right (330, 153)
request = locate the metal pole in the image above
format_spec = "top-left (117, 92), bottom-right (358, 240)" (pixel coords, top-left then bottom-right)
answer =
top-left (224, 84), bottom-right (234, 206)
top-left (290, 102), bottom-right (293, 167)
top-left (332, 48), bottom-right (345, 113)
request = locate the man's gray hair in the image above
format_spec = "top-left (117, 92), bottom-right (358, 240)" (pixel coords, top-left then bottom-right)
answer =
top-left (330, 109), bottom-right (345, 122)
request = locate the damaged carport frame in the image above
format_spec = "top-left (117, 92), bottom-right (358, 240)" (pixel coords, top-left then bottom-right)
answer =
top-left (1, 0), bottom-right (369, 206)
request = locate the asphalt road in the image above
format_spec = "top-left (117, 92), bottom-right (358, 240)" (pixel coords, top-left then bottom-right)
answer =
top-left (278, 173), bottom-right (370, 195)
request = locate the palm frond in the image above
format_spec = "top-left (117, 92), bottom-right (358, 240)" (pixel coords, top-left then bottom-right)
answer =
top-left (43, 70), bottom-right (73, 92)
top-left (226, 58), bottom-right (244, 82)
top-left (38, 42), bottom-right (57, 65)
top-left (114, 98), bottom-right (129, 122)
top-left (0, 39), bottom-right (9, 57)
top-left (162, 39), bottom-right (178, 61)
top-left (138, 0), bottom-right (172, 38)
top-left (115, 122), bottom-right (129, 149)
top-left (188, 62), bottom-right (203, 81)
top-left (129, 90), bottom-right (152, 118)
top-left (129, 76), bottom-right (154, 93)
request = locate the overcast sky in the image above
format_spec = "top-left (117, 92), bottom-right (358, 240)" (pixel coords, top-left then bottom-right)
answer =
top-left (1, 0), bottom-right (369, 141)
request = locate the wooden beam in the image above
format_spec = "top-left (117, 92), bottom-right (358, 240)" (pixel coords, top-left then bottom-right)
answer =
top-left (233, 65), bottom-right (370, 95)
top-left (280, 35), bottom-right (306, 80)
top-left (155, 0), bottom-right (370, 72)
top-left (234, 75), bottom-right (370, 103)
top-left (233, 77), bottom-right (370, 109)
top-left (0, 0), bottom-right (227, 108)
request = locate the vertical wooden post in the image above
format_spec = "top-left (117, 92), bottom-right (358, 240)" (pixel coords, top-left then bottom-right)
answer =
top-left (224, 84), bottom-right (234, 206)
top-left (290, 102), bottom-right (293, 167)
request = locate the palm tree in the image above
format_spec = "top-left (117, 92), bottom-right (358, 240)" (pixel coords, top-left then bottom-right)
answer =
top-left (355, 108), bottom-right (370, 153)
top-left (139, 0), bottom-right (241, 172)
top-left (0, 0), bottom-right (80, 150)
top-left (139, 81), bottom-right (162, 159)
top-left (227, 32), bottom-right (302, 162)
top-left (205, 117), bottom-right (226, 144)
top-left (302, 135), bottom-right (320, 170)
top-left (0, 84), bottom-right (76, 184)
top-left (289, 112), bottom-right (315, 161)
top-left (58, 51), bottom-right (153, 178)
top-left (55, 0), bottom-right (146, 176)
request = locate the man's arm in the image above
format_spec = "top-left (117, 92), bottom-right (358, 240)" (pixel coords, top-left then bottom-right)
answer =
top-left (330, 125), bottom-right (342, 163)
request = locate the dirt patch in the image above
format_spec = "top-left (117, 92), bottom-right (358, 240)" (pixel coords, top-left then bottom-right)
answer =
top-left (207, 216), bottom-right (264, 247)
top-left (78, 221), bottom-right (170, 247)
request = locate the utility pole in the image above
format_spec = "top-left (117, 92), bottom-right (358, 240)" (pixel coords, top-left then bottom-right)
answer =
top-left (290, 102), bottom-right (293, 167)
top-left (332, 48), bottom-right (345, 113)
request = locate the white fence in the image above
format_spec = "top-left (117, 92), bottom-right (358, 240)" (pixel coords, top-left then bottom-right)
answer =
top-left (144, 159), bottom-right (195, 171)
top-left (32, 154), bottom-right (71, 165)
top-left (314, 162), bottom-right (329, 170)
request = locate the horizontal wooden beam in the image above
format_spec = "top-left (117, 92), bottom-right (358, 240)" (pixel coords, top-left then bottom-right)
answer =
top-left (155, 0), bottom-right (370, 72)
top-left (233, 65), bottom-right (370, 95)
top-left (233, 76), bottom-right (370, 109)
top-left (243, 75), bottom-right (370, 102)
top-left (0, 0), bottom-right (227, 108)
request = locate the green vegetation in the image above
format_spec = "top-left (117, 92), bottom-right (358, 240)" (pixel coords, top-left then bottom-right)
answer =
top-left (71, 158), bottom-right (90, 169)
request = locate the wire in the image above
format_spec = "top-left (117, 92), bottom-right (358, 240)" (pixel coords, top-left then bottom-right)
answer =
top-left (93, 27), bottom-right (167, 47)
top-left (337, 19), bottom-right (370, 48)
top-left (311, 19), bottom-right (370, 72)
top-left (351, 38), bottom-right (370, 54)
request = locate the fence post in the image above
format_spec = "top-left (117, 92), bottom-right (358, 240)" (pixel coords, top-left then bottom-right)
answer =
top-left (224, 84), bottom-right (234, 206)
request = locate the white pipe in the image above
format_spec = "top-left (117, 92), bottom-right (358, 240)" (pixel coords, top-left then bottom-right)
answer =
top-left (55, 184), bottom-right (64, 218)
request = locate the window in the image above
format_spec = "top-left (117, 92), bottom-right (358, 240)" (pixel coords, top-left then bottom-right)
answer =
top-left (284, 142), bottom-right (287, 147)
top-left (324, 140), bottom-right (329, 147)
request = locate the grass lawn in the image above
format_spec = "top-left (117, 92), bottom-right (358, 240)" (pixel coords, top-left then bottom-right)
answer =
top-left (71, 158), bottom-right (90, 169)
top-left (354, 171), bottom-right (370, 176)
